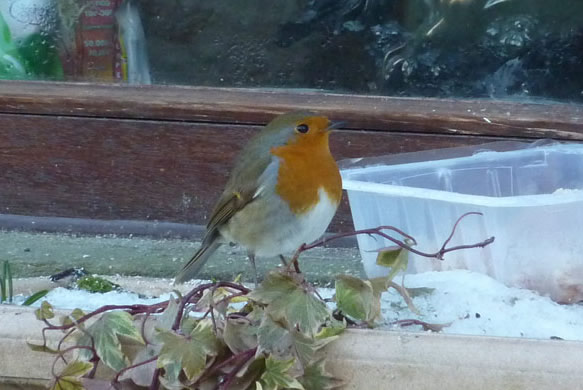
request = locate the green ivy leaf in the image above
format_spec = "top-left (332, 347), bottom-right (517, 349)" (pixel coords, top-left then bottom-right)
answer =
top-left (299, 359), bottom-right (343, 390)
top-left (195, 286), bottom-right (234, 315)
top-left (156, 320), bottom-right (219, 381)
top-left (257, 315), bottom-right (293, 358)
top-left (35, 301), bottom-right (55, 320)
top-left (27, 342), bottom-right (59, 354)
top-left (127, 345), bottom-right (160, 387)
top-left (158, 295), bottom-right (180, 331)
top-left (226, 357), bottom-right (265, 390)
top-left (51, 360), bottom-right (94, 390)
top-left (315, 319), bottom-right (346, 340)
top-left (224, 316), bottom-right (258, 354)
top-left (61, 308), bottom-right (87, 328)
top-left (257, 314), bottom-right (327, 365)
top-left (335, 275), bottom-right (380, 323)
top-left (249, 272), bottom-right (330, 336)
top-left (78, 311), bottom-right (144, 372)
top-left (259, 356), bottom-right (304, 390)
top-left (60, 360), bottom-right (94, 377)
top-left (291, 330), bottom-right (336, 366)
top-left (52, 377), bottom-right (83, 390)
top-left (376, 246), bottom-right (409, 281)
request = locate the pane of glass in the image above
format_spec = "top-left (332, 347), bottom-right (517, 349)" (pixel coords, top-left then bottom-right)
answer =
top-left (1, 0), bottom-right (582, 102)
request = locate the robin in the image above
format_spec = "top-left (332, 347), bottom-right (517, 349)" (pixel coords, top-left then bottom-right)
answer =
top-left (175, 111), bottom-right (343, 284)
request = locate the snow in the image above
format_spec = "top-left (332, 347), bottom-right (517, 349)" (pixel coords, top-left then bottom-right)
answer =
top-left (380, 270), bottom-right (583, 340)
top-left (15, 270), bottom-right (583, 341)
top-left (22, 289), bottom-right (171, 312)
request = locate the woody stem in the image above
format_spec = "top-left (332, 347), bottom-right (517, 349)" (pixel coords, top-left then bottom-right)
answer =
top-left (297, 212), bottom-right (494, 261)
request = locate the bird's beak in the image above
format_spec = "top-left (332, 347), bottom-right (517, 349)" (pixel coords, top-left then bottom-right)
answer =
top-left (327, 121), bottom-right (346, 131)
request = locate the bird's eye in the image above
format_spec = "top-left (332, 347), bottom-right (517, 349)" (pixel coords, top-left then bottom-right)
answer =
top-left (296, 123), bottom-right (309, 133)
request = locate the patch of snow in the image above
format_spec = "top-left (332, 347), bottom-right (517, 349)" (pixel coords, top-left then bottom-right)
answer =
top-left (553, 188), bottom-right (583, 195)
top-left (13, 270), bottom-right (583, 341)
top-left (381, 270), bottom-right (583, 340)
top-left (28, 288), bottom-right (170, 312)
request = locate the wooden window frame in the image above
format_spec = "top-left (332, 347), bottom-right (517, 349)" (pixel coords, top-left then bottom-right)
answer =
top-left (0, 80), bottom-right (582, 235)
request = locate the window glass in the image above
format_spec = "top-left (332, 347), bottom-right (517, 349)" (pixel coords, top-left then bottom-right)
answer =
top-left (1, 0), bottom-right (582, 102)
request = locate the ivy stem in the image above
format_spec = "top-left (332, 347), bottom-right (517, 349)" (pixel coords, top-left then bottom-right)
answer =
top-left (172, 282), bottom-right (250, 331)
top-left (113, 355), bottom-right (158, 384)
top-left (149, 368), bottom-right (161, 390)
top-left (294, 211), bottom-right (494, 263)
top-left (50, 345), bottom-right (95, 378)
top-left (197, 347), bottom-right (258, 387)
top-left (219, 347), bottom-right (258, 390)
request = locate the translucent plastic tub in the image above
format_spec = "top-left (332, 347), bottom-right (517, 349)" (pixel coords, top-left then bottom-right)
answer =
top-left (340, 141), bottom-right (583, 303)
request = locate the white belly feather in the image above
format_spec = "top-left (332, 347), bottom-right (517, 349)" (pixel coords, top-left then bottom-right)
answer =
top-left (222, 187), bottom-right (339, 257)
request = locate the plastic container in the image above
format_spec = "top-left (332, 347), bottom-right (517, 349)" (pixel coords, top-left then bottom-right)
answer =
top-left (340, 141), bottom-right (583, 303)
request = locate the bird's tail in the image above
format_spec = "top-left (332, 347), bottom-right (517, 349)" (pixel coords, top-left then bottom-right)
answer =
top-left (174, 238), bottom-right (221, 284)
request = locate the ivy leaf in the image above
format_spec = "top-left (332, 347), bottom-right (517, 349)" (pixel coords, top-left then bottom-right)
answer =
top-left (291, 330), bottom-right (336, 366)
top-left (124, 296), bottom-right (181, 386)
top-left (299, 359), bottom-right (343, 390)
top-left (78, 311), bottom-right (144, 372)
top-left (225, 357), bottom-right (265, 390)
top-left (35, 301), bottom-right (55, 320)
top-left (224, 316), bottom-right (258, 354)
top-left (61, 308), bottom-right (87, 328)
top-left (376, 245), bottom-right (409, 281)
top-left (249, 272), bottom-right (330, 336)
top-left (257, 315), bottom-right (293, 359)
top-left (52, 376), bottom-right (83, 390)
top-left (27, 342), bottom-right (59, 354)
top-left (315, 319), bottom-right (346, 340)
top-left (60, 360), bottom-right (94, 377)
top-left (156, 320), bottom-right (219, 381)
top-left (126, 345), bottom-right (159, 387)
top-left (51, 361), bottom-right (94, 390)
top-left (335, 275), bottom-right (380, 323)
top-left (158, 295), bottom-right (181, 331)
top-left (257, 314), bottom-right (329, 365)
top-left (196, 286), bottom-right (235, 315)
top-left (259, 357), bottom-right (304, 390)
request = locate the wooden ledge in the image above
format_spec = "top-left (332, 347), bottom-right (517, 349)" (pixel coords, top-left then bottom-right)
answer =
top-left (1, 301), bottom-right (583, 389)
top-left (1, 80), bottom-right (583, 140)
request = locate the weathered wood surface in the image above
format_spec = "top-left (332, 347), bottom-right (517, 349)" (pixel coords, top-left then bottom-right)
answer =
top-left (0, 81), bottom-right (581, 234)
top-left (0, 113), bottom-right (500, 232)
top-left (1, 81), bottom-right (583, 140)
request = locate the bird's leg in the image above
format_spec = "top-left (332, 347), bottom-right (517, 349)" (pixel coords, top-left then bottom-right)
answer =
top-left (285, 244), bottom-right (305, 274)
top-left (247, 251), bottom-right (258, 286)
top-left (279, 255), bottom-right (288, 267)
top-left (293, 258), bottom-right (301, 274)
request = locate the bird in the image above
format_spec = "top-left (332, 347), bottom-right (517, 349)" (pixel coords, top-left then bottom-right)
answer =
top-left (174, 112), bottom-right (343, 284)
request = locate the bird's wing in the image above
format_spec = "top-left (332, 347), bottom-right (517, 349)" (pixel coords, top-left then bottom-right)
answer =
top-left (205, 155), bottom-right (279, 237)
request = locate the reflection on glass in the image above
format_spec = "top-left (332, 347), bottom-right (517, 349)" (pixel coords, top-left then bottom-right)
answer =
top-left (0, 0), bottom-right (149, 83)
top-left (1, 0), bottom-right (583, 102)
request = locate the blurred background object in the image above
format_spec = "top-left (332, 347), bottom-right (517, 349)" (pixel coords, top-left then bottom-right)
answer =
top-left (0, 0), bottom-right (150, 83)
top-left (2, 0), bottom-right (582, 99)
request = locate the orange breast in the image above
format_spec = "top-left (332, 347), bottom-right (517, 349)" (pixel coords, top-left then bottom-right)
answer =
top-left (271, 131), bottom-right (342, 214)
